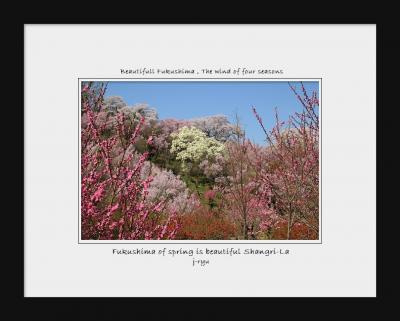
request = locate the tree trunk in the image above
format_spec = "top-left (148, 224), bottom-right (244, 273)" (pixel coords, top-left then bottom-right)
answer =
top-left (287, 213), bottom-right (292, 240)
top-left (243, 216), bottom-right (248, 240)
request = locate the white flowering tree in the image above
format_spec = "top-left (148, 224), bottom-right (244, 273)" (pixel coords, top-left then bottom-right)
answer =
top-left (170, 126), bottom-right (225, 172)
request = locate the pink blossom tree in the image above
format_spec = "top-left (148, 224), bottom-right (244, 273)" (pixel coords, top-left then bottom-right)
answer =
top-left (190, 114), bottom-right (238, 142)
top-left (81, 83), bottom-right (179, 240)
top-left (252, 82), bottom-right (319, 239)
top-left (215, 116), bottom-right (278, 239)
top-left (140, 163), bottom-right (200, 215)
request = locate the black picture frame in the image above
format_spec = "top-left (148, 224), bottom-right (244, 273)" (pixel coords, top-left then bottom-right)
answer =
top-left (9, 10), bottom-right (394, 320)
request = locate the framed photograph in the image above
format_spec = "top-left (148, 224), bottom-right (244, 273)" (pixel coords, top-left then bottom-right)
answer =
top-left (23, 23), bottom-right (381, 308)
top-left (78, 78), bottom-right (321, 244)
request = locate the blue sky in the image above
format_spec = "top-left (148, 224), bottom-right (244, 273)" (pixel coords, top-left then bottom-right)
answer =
top-left (104, 81), bottom-right (319, 145)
